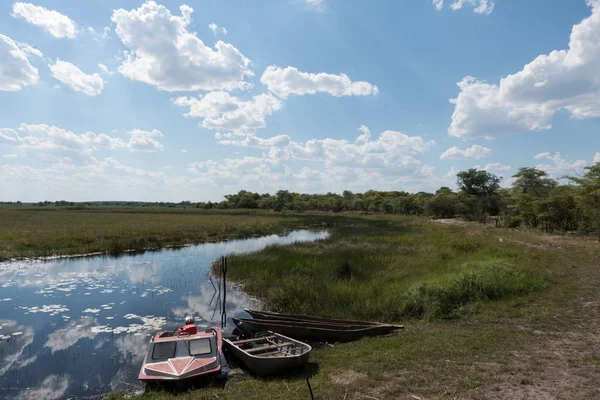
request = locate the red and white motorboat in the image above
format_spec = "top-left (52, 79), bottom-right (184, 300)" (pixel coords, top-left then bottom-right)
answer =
top-left (138, 318), bottom-right (228, 383)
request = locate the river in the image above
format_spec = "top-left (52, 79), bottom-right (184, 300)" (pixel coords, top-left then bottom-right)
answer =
top-left (0, 230), bottom-right (328, 399)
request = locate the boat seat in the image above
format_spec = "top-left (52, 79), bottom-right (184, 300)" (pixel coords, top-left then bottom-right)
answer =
top-left (177, 324), bottom-right (197, 335)
top-left (231, 336), bottom-right (276, 345)
top-left (245, 342), bottom-right (294, 354)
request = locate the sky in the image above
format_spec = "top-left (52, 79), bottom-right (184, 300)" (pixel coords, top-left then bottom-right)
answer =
top-left (0, 0), bottom-right (599, 202)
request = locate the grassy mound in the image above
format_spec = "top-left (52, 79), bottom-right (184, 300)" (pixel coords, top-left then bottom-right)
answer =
top-left (399, 260), bottom-right (545, 319)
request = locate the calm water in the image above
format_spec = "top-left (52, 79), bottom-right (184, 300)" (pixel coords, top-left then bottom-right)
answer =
top-left (0, 230), bottom-right (328, 399)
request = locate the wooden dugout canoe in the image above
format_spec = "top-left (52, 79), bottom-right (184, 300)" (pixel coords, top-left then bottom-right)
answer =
top-left (233, 316), bottom-right (402, 342)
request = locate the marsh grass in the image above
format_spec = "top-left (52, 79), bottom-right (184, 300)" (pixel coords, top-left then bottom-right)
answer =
top-left (225, 216), bottom-right (549, 322)
top-left (0, 206), bottom-right (309, 260)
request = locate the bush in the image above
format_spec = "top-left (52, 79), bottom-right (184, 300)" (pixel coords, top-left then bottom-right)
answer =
top-left (399, 260), bottom-right (544, 319)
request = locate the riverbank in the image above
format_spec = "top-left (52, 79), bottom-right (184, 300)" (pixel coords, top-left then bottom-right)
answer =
top-left (111, 214), bottom-right (600, 399)
top-left (0, 206), bottom-right (313, 261)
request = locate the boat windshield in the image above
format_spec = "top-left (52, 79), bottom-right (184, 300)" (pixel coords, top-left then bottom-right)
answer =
top-left (152, 341), bottom-right (176, 360)
top-left (189, 338), bottom-right (212, 356)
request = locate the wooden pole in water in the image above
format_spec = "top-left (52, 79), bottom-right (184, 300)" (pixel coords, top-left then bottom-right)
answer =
top-left (221, 256), bottom-right (227, 328)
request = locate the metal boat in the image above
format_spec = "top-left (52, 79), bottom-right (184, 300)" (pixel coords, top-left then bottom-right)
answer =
top-left (138, 325), bottom-right (228, 382)
top-left (223, 332), bottom-right (311, 376)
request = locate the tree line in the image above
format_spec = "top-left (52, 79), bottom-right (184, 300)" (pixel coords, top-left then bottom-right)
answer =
top-left (198, 163), bottom-right (600, 239)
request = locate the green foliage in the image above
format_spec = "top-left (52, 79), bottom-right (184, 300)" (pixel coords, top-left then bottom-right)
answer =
top-left (456, 169), bottom-right (502, 197)
top-left (425, 193), bottom-right (458, 218)
top-left (569, 162), bottom-right (600, 240)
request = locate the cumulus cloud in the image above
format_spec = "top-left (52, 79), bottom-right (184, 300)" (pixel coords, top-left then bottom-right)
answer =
top-left (127, 129), bottom-right (164, 152)
top-left (11, 2), bottom-right (78, 39)
top-left (483, 162), bottom-right (511, 172)
top-left (215, 128), bottom-right (434, 170)
top-left (261, 66), bottom-right (378, 98)
top-left (449, 1), bottom-right (600, 138)
top-left (594, 152), bottom-right (600, 163)
top-left (0, 34), bottom-right (39, 91)
top-left (208, 23), bottom-right (227, 35)
top-left (0, 124), bottom-right (164, 159)
top-left (186, 126), bottom-right (437, 193)
top-left (111, 1), bottom-right (252, 92)
top-left (440, 144), bottom-right (491, 160)
top-left (173, 92), bottom-right (282, 131)
top-left (534, 152), bottom-right (587, 178)
top-left (49, 60), bottom-right (104, 96)
top-left (356, 125), bottom-right (371, 144)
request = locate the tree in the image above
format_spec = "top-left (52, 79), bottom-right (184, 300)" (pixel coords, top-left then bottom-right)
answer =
top-left (457, 169), bottom-right (501, 197)
top-left (569, 163), bottom-right (600, 241)
top-left (510, 168), bottom-right (557, 228)
top-left (456, 169), bottom-right (503, 221)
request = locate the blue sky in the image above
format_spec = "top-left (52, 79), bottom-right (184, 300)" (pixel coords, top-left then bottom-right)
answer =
top-left (0, 0), bottom-right (598, 201)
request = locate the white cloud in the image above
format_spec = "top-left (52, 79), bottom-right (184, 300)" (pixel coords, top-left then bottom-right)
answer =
top-left (449, 1), bottom-right (600, 138)
top-left (450, 0), bottom-right (494, 14)
top-left (483, 162), bottom-right (511, 172)
top-left (298, 0), bottom-right (325, 11)
top-left (215, 128), bottom-right (434, 170)
top-left (261, 66), bottom-right (378, 98)
top-left (49, 60), bottom-right (104, 96)
top-left (0, 34), bottom-right (39, 91)
top-left (11, 2), bottom-right (78, 39)
top-left (445, 166), bottom-right (460, 178)
top-left (87, 27), bottom-right (94, 33)
top-left (111, 1), bottom-right (252, 92)
top-left (3, 154), bottom-right (18, 158)
top-left (16, 41), bottom-right (42, 58)
top-left (433, 0), bottom-right (494, 14)
top-left (127, 129), bottom-right (164, 152)
top-left (97, 63), bottom-right (113, 76)
top-left (0, 124), bottom-right (164, 159)
top-left (186, 127), bottom-right (436, 194)
top-left (181, 148), bottom-right (188, 153)
top-left (173, 92), bottom-right (282, 131)
top-left (102, 26), bottom-right (110, 39)
top-left (594, 152), bottom-right (600, 163)
top-left (535, 152), bottom-right (587, 178)
top-left (209, 23), bottom-right (227, 35)
top-left (356, 125), bottom-right (371, 143)
top-left (440, 144), bottom-right (491, 159)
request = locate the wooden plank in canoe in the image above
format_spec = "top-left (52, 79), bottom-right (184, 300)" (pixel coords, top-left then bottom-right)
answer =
top-left (245, 342), bottom-right (294, 354)
top-left (231, 335), bottom-right (276, 345)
